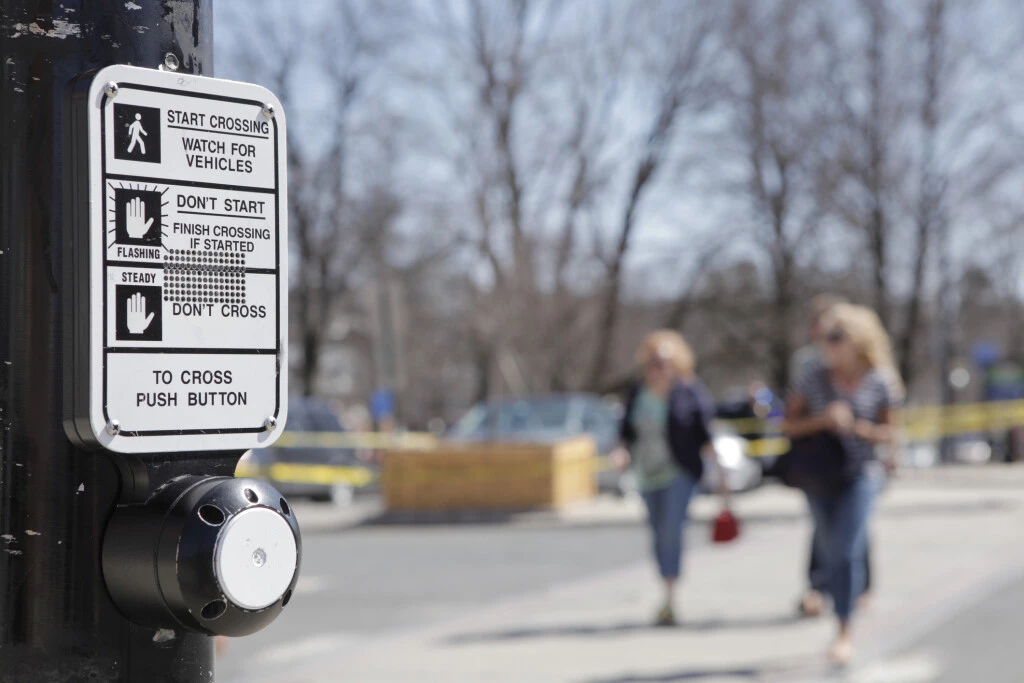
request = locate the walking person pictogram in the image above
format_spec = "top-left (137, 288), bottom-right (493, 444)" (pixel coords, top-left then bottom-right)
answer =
top-left (127, 113), bottom-right (147, 155)
top-left (114, 104), bottom-right (161, 163)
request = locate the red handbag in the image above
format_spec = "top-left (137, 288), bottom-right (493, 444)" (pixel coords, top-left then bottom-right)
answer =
top-left (712, 508), bottom-right (740, 543)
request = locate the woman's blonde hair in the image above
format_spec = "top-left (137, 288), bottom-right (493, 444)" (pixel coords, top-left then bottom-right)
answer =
top-left (825, 304), bottom-right (905, 399)
top-left (636, 330), bottom-right (696, 379)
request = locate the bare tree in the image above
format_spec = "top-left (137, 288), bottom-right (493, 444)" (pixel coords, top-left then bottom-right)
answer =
top-left (586, 0), bottom-right (725, 390)
top-left (899, 0), bottom-right (1024, 391)
top-left (527, 1), bottom-right (632, 391)
top-left (222, 1), bottom-right (394, 395)
top-left (726, 0), bottom-right (838, 391)
top-left (390, 0), bottom-right (545, 398)
top-left (819, 0), bottom-right (915, 331)
top-left (215, 0), bottom-right (1024, 415)
top-left (900, 0), bottom-right (945, 387)
top-left (394, 0), bottom-right (647, 399)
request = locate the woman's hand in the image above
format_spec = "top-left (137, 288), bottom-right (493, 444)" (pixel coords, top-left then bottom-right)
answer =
top-left (718, 478), bottom-right (732, 506)
top-left (825, 401), bottom-right (855, 434)
top-left (609, 446), bottom-right (631, 472)
top-left (705, 445), bottom-right (732, 505)
top-left (853, 419), bottom-right (875, 441)
top-left (854, 419), bottom-right (893, 444)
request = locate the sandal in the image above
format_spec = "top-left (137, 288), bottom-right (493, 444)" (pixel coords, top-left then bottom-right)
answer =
top-left (827, 638), bottom-right (854, 666)
top-left (798, 590), bottom-right (824, 618)
top-left (654, 604), bottom-right (676, 627)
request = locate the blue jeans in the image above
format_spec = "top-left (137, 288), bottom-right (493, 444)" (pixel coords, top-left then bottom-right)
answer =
top-left (641, 473), bottom-right (699, 579)
top-left (808, 520), bottom-right (830, 593)
top-left (806, 475), bottom-right (877, 622)
top-left (808, 511), bottom-right (873, 596)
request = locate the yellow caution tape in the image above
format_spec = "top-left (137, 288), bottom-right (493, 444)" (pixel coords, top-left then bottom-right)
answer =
top-left (273, 431), bottom-right (439, 450)
top-left (236, 461), bottom-right (376, 486)
top-left (236, 399), bottom-right (1024, 485)
top-left (745, 437), bottom-right (791, 458)
top-left (268, 462), bottom-right (376, 486)
top-left (898, 399), bottom-right (1024, 439)
top-left (713, 417), bottom-right (783, 434)
top-left (384, 461), bottom-right (572, 487)
top-left (715, 398), bottom-right (1024, 443)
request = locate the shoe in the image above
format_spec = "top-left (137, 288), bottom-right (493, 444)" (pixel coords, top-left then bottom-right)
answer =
top-left (827, 638), bottom-right (854, 666)
top-left (798, 590), bottom-right (824, 618)
top-left (654, 605), bottom-right (676, 627)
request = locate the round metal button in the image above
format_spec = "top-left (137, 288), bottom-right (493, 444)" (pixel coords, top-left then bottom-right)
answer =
top-left (214, 507), bottom-right (297, 610)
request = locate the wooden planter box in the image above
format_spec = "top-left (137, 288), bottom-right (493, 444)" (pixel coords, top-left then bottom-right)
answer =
top-left (382, 436), bottom-right (597, 512)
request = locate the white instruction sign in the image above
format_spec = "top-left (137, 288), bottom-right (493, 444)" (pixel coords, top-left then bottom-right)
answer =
top-left (82, 65), bottom-right (288, 453)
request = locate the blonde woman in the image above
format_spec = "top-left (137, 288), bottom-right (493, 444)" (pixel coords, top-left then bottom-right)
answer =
top-left (611, 330), bottom-right (727, 627)
top-left (783, 304), bottom-right (900, 664)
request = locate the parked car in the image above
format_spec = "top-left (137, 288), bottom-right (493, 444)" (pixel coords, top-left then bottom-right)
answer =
top-left (238, 396), bottom-right (369, 504)
top-left (448, 393), bottom-right (623, 492)
top-left (899, 435), bottom-right (996, 468)
top-left (701, 427), bottom-right (764, 493)
top-left (716, 390), bottom-right (785, 477)
top-left (448, 393), bottom-right (762, 495)
top-left (616, 425), bottom-right (762, 496)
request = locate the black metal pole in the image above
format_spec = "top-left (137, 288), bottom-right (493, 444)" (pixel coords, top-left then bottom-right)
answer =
top-left (0, 2), bottom-right (217, 681)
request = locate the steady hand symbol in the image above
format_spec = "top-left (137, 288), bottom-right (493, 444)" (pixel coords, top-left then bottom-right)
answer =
top-left (126, 292), bottom-right (155, 335)
top-left (126, 197), bottom-right (154, 239)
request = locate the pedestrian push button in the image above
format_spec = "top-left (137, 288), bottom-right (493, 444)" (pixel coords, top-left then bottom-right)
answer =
top-left (103, 476), bottom-right (301, 636)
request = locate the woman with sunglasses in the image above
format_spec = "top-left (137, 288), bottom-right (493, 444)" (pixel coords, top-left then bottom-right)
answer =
top-left (611, 330), bottom-right (728, 627)
top-left (784, 304), bottom-right (900, 664)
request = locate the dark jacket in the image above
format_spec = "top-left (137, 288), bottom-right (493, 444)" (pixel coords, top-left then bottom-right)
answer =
top-left (620, 379), bottom-right (716, 481)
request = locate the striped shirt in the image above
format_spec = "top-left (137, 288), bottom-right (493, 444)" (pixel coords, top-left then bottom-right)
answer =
top-left (793, 361), bottom-right (891, 468)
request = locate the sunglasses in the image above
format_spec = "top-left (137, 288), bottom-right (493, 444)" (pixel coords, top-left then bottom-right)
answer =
top-left (824, 329), bottom-right (847, 345)
top-left (645, 356), bottom-right (669, 370)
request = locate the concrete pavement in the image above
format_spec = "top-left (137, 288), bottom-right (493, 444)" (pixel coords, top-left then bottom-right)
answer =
top-left (888, 569), bottom-right (1024, 683)
top-left (223, 466), bottom-right (1024, 683)
top-left (218, 519), bottom-right (654, 681)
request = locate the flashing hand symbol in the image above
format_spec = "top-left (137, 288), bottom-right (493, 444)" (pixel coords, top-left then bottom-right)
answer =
top-left (126, 197), bottom-right (154, 239)
top-left (126, 292), bottom-right (155, 335)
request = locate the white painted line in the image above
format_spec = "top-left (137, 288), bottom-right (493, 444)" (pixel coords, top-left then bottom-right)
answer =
top-left (848, 652), bottom-right (943, 683)
top-left (859, 551), bottom-right (1024, 664)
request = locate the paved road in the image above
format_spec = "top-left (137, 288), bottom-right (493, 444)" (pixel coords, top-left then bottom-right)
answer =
top-left (879, 570), bottom-right (1024, 683)
top-left (218, 517), bottom-right (664, 682)
top-left (214, 473), bottom-right (1024, 683)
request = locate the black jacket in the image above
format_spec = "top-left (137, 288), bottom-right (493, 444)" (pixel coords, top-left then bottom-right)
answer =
top-left (620, 379), bottom-right (715, 481)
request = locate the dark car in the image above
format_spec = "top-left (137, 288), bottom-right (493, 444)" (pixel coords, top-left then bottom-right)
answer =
top-left (237, 396), bottom-right (371, 504)
top-left (449, 393), bottom-right (763, 495)
top-left (448, 393), bottom-right (622, 491)
top-left (716, 387), bottom-right (786, 477)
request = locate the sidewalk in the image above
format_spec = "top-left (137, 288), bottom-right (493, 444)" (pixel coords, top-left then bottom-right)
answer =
top-left (281, 468), bottom-right (1024, 682)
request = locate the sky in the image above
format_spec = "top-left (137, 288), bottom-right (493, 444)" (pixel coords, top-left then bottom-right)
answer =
top-left (211, 0), bottom-right (1024, 305)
